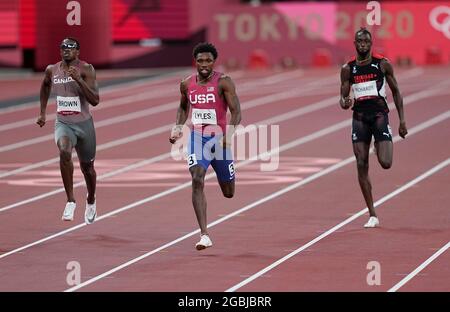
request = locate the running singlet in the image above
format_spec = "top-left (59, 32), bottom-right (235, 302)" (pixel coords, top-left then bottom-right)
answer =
top-left (187, 71), bottom-right (228, 135)
top-left (51, 60), bottom-right (91, 123)
top-left (347, 54), bottom-right (389, 113)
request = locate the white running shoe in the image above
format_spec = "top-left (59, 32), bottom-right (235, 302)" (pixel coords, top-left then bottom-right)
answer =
top-left (62, 202), bottom-right (76, 221)
top-left (195, 234), bottom-right (213, 250)
top-left (85, 199), bottom-right (97, 225)
top-left (364, 216), bottom-right (380, 228)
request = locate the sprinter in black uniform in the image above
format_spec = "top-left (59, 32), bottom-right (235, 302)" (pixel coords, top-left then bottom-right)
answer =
top-left (340, 28), bottom-right (408, 228)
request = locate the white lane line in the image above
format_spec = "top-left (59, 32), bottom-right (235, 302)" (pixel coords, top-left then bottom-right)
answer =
top-left (0, 68), bottom-right (425, 181)
top-left (0, 66), bottom-right (420, 135)
top-left (64, 114), bottom-right (450, 292)
top-left (0, 75), bottom-right (445, 256)
top-left (0, 110), bottom-right (446, 294)
top-left (0, 70), bottom-right (438, 181)
top-left (0, 69), bottom-right (302, 133)
top-left (0, 69), bottom-right (192, 115)
top-left (0, 82), bottom-right (446, 213)
top-left (0, 98), bottom-right (174, 134)
top-left (388, 241), bottom-right (450, 292)
top-left (0, 74), bottom-right (334, 177)
top-left (0, 103), bottom-right (176, 153)
top-left (0, 96), bottom-right (340, 212)
top-left (225, 158), bottom-right (450, 292)
top-left (0, 108), bottom-right (384, 257)
top-left (394, 67), bottom-right (424, 80)
top-left (0, 66), bottom-right (423, 120)
top-left (0, 151), bottom-right (171, 213)
top-left (0, 70), bottom-right (308, 153)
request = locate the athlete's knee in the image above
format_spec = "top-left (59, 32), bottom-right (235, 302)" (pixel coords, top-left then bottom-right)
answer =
top-left (356, 157), bottom-right (369, 169)
top-left (379, 159), bottom-right (392, 169)
top-left (223, 190), bottom-right (234, 199)
top-left (220, 182), bottom-right (235, 198)
top-left (59, 149), bottom-right (72, 162)
top-left (192, 174), bottom-right (205, 189)
top-left (80, 162), bottom-right (95, 175)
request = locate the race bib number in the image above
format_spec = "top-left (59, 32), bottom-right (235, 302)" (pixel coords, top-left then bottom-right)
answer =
top-left (228, 162), bottom-right (235, 177)
top-left (191, 108), bottom-right (217, 125)
top-left (57, 96), bottom-right (81, 114)
top-left (352, 80), bottom-right (378, 100)
top-left (187, 153), bottom-right (198, 168)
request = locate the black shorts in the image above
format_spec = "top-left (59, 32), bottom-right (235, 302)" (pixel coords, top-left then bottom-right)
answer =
top-left (351, 111), bottom-right (392, 143)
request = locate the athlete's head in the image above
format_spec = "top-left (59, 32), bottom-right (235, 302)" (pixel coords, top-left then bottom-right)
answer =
top-left (60, 37), bottom-right (80, 63)
top-left (193, 42), bottom-right (218, 79)
top-left (354, 28), bottom-right (372, 57)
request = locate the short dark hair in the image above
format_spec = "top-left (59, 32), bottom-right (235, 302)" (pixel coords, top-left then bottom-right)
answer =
top-left (62, 37), bottom-right (80, 50)
top-left (193, 42), bottom-right (218, 60)
top-left (355, 27), bottom-right (372, 40)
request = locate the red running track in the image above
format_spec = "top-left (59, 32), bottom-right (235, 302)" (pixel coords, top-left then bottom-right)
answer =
top-left (0, 66), bottom-right (448, 292)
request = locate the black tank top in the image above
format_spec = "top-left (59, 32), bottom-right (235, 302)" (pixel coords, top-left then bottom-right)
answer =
top-left (347, 54), bottom-right (389, 114)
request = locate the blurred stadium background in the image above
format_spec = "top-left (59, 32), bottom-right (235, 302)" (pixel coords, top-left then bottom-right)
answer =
top-left (0, 0), bottom-right (449, 71)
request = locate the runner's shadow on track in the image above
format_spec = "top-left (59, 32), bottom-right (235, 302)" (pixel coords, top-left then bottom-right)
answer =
top-left (372, 227), bottom-right (447, 235)
top-left (324, 227), bottom-right (446, 236)
top-left (194, 252), bottom-right (274, 260)
top-left (193, 254), bottom-right (219, 258)
top-left (229, 252), bottom-right (276, 260)
top-left (71, 234), bottom-right (136, 247)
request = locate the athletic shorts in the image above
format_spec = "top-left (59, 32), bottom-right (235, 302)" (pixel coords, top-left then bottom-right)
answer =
top-left (55, 117), bottom-right (96, 162)
top-left (351, 111), bottom-right (392, 144)
top-left (187, 131), bottom-right (235, 182)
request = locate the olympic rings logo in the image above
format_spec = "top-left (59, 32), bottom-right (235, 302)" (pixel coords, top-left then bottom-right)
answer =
top-left (429, 6), bottom-right (450, 39)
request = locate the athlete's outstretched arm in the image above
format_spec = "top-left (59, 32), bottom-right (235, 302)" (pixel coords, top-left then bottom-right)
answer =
top-left (36, 65), bottom-right (53, 127)
top-left (383, 59), bottom-right (407, 138)
top-left (220, 76), bottom-right (241, 135)
top-left (220, 76), bottom-right (241, 147)
top-left (67, 64), bottom-right (99, 106)
top-left (340, 64), bottom-right (352, 110)
top-left (176, 80), bottom-right (190, 125)
top-left (169, 80), bottom-right (190, 143)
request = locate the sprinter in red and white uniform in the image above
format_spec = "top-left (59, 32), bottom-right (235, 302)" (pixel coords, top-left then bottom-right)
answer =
top-left (340, 28), bottom-right (408, 228)
top-left (169, 42), bottom-right (242, 250)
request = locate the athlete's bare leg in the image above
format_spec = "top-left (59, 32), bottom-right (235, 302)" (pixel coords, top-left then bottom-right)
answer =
top-left (218, 180), bottom-right (235, 198)
top-left (374, 141), bottom-right (393, 169)
top-left (190, 165), bottom-right (208, 235)
top-left (80, 161), bottom-right (96, 204)
top-left (57, 136), bottom-right (75, 203)
top-left (353, 142), bottom-right (377, 217)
